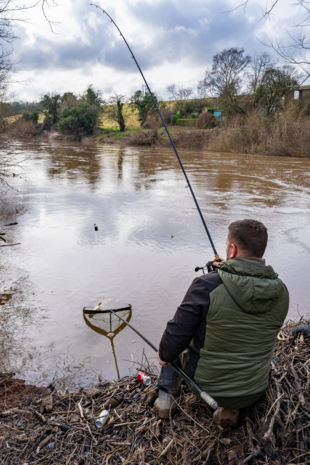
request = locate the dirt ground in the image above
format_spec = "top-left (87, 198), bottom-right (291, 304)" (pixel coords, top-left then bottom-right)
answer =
top-left (0, 372), bottom-right (50, 411)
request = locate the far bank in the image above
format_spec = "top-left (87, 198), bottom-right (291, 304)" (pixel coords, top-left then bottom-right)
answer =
top-left (5, 99), bottom-right (310, 158)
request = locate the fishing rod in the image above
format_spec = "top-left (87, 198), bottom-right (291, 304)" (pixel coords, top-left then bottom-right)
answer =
top-left (83, 306), bottom-right (218, 410)
top-left (90, 4), bottom-right (219, 261)
top-left (0, 222), bottom-right (18, 228)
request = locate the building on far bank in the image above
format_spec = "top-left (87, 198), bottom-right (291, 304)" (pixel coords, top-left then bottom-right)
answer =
top-left (294, 85), bottom-right (310, 100)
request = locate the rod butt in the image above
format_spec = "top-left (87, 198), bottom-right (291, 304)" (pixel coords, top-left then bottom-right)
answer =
top-left (200, 391), bottom-right (218, 410)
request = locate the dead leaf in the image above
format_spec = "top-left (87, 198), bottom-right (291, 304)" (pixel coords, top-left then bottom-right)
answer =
top-left (85, 386), bottom-right (101, 397)
top-left (151, 420), bottom-right (162, 438)
top-left (40, 396), bottom-right (53, 414)
top-left (227, 449), bottom-right (238, 462)
top-left (221, 438), bottom-right (231, 445)
top-left (70, 414), bottom-right (80, 424)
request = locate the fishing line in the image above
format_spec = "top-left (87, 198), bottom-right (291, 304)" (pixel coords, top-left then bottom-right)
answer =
top-left (91, 4), bottom-right (219, 259)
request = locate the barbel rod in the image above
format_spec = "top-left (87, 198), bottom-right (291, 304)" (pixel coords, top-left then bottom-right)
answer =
top-left (108, 309), bottom-right (218, 410)
top-left (90, 4), bottom-right (218, 258)
top-left (0, 222), bottom-right (18, 228)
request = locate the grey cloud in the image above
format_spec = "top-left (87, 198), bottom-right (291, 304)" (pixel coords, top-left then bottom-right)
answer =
top-left (12, 0), bottom-right (284, 83)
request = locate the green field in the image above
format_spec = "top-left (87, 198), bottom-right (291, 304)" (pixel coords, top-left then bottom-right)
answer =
top-left (98, 101), bottom-right (176, 130)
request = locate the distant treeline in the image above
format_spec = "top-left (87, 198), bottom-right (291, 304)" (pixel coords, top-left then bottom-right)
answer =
top-left (17, 47), bottom-right (310, 143)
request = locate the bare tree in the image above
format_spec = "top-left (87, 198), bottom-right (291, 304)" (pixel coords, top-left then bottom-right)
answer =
top-left (229, 0), bottom-right (279, 17)
top-left (235, 1), bottom-right (310, 82)
top-left (254, 64), bottom-right (301, 112)
top-left (246, 51), bottom-right (275, 93)
top-left (265, 1), bottom-right (310, 82)
top-left (0, 139), bottom-right (21, 188)
top-left (0, 0), bottom-right (58, 194)
top-left (167, 84), bottom-right (193, 101)
top-left (0, 0), bottom-right (58, 99)
top-left (0, 50), bottom-right (13, 100)
top-left (0, 0), bottom-right (58, 100)
top-left (0, 0), bottom-right (58, 34)
top-left (166, 84), bottom-right (193, 114)
top-left (198, 47), bottom-right (251, 114)
top-left (0, 0), bottom-right (20, 100)
top-left (198, 48), bottom-right (251, 97)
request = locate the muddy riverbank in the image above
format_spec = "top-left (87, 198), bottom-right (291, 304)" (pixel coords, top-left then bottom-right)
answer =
top-left (33, 124), bottom-right (310, 157)
top-left (97, 126), bottom-right (221, 151)
top-left (8, 116), bottom-right (310, 157)
top-left (7, 119), bottom-right (221, 151)
top-left (0, 319), bottom-right (309, 464)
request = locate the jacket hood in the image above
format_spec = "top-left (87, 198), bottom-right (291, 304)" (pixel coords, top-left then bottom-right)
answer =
top-left (217, 258), bottom-right (281, 314)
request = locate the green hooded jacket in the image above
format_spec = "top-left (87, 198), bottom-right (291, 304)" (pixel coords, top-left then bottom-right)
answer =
top-left (193, 257), bottom-right (289, 400)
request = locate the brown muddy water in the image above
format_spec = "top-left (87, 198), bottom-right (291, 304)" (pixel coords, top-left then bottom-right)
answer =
top-left (1, 141), bottom-right (310, 388)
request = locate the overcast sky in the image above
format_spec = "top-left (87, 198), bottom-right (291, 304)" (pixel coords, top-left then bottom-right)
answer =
top-left (9, 0), bottom-right (300, 102)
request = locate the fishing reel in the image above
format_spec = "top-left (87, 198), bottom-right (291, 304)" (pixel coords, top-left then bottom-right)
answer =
top-left (195, 259), bottom-right (222, 274)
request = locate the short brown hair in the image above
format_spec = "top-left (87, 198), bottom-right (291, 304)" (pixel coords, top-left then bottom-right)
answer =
top-left (228, 219), bottom-right (268, 257)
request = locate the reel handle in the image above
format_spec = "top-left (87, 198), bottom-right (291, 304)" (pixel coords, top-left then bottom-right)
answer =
top-left (195, 266), bottom-right (204, 272)
top-left (195, 256), bottom-right (223, 274)
top-left (207, 255), bottom-right (223, 273)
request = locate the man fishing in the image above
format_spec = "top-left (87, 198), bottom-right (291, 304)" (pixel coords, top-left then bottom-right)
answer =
top-left (93, 7), bottom-right (289, 425)
top-left (155, 219), bottom-right (289, 424)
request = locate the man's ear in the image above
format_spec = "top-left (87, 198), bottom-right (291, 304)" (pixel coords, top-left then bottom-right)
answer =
top-left (229, 243), bottom-right (238, 259)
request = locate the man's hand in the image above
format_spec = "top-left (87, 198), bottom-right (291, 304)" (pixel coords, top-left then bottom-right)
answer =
top-left (157, 352), bottom-right (169, 367)
top-left (213, 257), bottom-right (224, 266)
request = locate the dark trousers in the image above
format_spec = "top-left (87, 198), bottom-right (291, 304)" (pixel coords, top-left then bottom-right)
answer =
top-left (158, 358), bottom-right (182, 396)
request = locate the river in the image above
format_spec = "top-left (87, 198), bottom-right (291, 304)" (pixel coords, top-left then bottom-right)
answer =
top-left (1, 141), bottom-right (310, 387)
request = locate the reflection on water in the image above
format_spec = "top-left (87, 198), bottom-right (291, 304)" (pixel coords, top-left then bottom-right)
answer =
top-left (0, 140), bottom-right (310, 387)
top-left (0, 292), bottom-right (12, 305)
top-left (45, 144), bottom-right (104, 186)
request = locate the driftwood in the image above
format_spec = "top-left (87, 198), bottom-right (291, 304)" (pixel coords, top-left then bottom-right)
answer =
top-left (0, 318), bottom-right (310, 464)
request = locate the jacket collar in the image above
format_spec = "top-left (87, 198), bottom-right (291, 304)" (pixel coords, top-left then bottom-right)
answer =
top-left (233, 256), bottom-right (265, 265)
